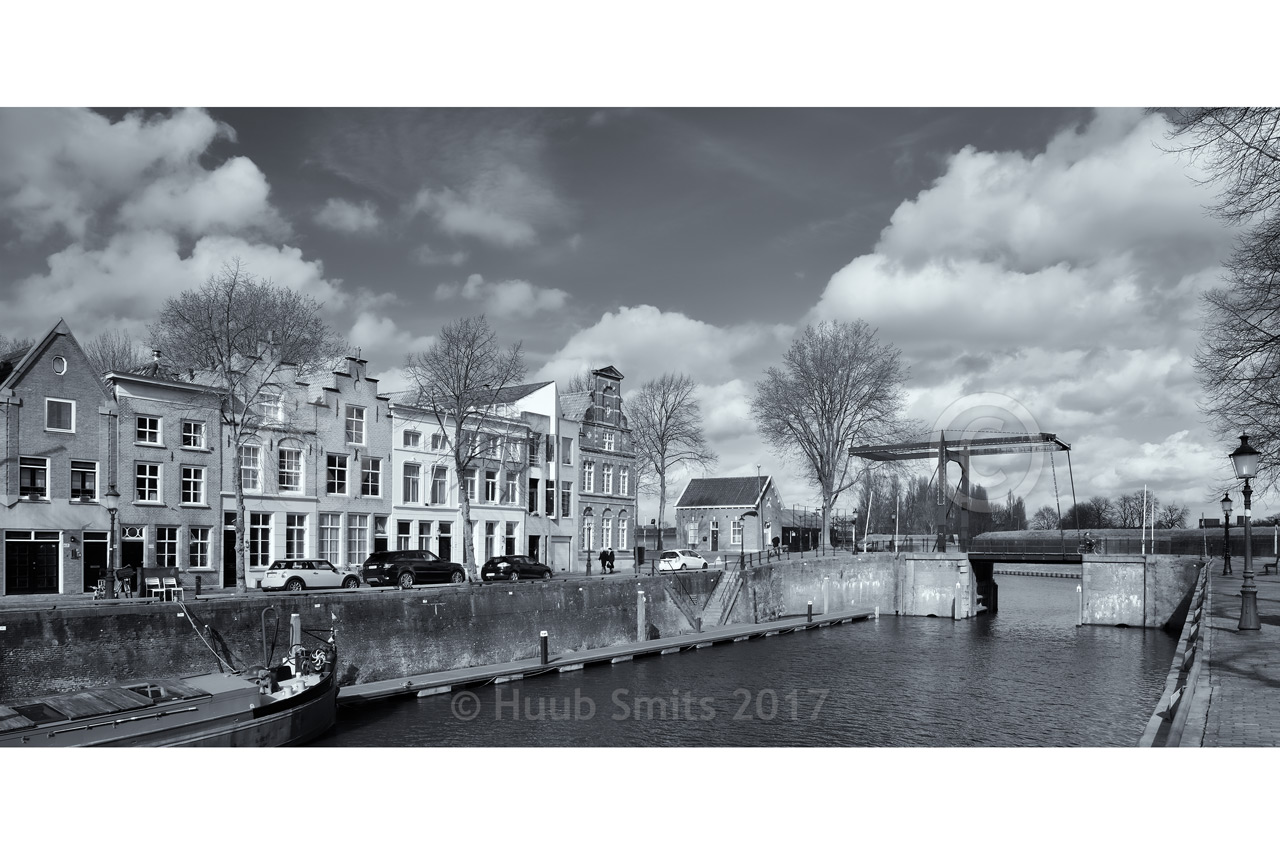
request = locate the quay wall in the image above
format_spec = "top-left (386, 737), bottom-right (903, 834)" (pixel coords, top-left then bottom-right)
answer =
top-left (1081, 555), bottom-right (1202, 629)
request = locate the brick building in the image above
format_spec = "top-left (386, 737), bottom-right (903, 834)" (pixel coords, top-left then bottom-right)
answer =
top-left (562, 366), bottom-right (637, 570)
top-left (1, 320), bottom-right (117, 596)
top-left (674, 476), bottom-right (783, 555)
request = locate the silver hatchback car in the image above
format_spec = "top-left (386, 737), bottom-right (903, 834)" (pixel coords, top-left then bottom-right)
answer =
top-left (658, 549), bottom-right (708, 571)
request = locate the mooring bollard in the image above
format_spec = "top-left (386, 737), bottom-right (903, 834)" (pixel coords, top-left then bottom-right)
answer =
top-left (539, 630), bottom-right (548, 665)
top-left (874, 606), bottom-right (880, 620)
top-left (807, 600), bottom-right (813, 623)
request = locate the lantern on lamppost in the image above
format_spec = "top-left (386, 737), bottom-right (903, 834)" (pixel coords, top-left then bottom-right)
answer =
top-left (739, 510), bottom-right (758, 568)
top-left (103, 484), bottom-right (120, 600)
top-left (1221, 492), bottom-right (1233, 577)
top-left (1229, 434), bottom-right (1261, 631)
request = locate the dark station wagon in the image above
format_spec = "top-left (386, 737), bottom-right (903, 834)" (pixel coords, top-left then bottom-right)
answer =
top-left (362, 550), bottom-right (466, 588)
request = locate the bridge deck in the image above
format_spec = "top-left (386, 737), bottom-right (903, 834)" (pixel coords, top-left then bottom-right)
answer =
top-left (967, 551), bottom-right (1084, 564)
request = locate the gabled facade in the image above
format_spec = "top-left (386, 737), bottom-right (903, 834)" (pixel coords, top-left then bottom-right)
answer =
top-left (674, 475), bottom-right (783, 554)
top-left (105, 361), bottom-right (225, 588)
top-left (563, 366), bottom-right (637, 569)
top-left (1, 320), bottom-right (118, 596)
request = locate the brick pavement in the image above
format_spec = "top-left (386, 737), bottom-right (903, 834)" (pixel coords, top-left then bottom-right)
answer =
top-left (1183, 559), bottom-right (1280, 747)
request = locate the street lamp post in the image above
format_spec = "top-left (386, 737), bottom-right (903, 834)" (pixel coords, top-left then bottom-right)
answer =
top-left (1221, 492), bottom-right (1233, 577)
top-left (1230, 434), bottom-right (1261, 631)
top-left (852, 512), bottom-right (859, 553)
top-left (103, 484), bottom-right (120, 600)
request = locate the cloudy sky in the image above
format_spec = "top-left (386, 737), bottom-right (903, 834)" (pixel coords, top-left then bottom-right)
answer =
top-left (0, 104), bottom-right (1252, 524)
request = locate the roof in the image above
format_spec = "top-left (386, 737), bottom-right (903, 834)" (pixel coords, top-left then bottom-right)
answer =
top-left (676, 476), bottom-right (771, 509)
top-left (559, 391), bottom-right (592, 421)
top-left (0, 345), bottom-right (31, 385)
top-left (592, 365), bottom-right (624, 381)
top-left (388, 381), bottom-right (554, 409)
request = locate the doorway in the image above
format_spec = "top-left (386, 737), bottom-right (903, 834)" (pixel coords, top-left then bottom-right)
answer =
top-left (83, 537), bottom-right (108, 593)
top-left (4, 534), bottom-right (59, 594)
top-left (438, 523), bottom-right (452, 561)
top-left (527, 534), bottom-right (541, 562)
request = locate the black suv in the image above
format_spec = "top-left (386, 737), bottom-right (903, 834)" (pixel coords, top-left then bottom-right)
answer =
top-left (362, 550), bottom-right (466, 588)
top-left (480, 554), bottom-right (554, 582)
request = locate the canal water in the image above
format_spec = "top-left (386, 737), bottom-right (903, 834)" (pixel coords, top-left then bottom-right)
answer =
top-left (314, 574), bottom-right (1177, 747)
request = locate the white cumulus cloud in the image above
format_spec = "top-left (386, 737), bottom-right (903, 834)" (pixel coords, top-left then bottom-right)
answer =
top-left (435, 273), bottom-right (570, 318)
top-left (314, 198), bottom-right (382, 233)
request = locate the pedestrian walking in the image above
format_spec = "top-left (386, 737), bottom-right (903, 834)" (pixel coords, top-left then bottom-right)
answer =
top-left (599, 547), bottom-right (610, 574)
top-left (606, 547), bottom-right (616, 572)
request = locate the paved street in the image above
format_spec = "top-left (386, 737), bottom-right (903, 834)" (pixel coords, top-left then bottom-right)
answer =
top-left (1184, 560), bottom-right (1280, 747)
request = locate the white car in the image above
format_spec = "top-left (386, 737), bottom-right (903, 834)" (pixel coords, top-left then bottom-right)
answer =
top-left (262, 559), bottom-right (361, 592)
top-left (658, 549), bottom-right (708, 571)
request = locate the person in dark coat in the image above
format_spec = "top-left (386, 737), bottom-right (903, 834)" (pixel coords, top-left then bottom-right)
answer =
top-left (606, 547), bottom-right (616, 572)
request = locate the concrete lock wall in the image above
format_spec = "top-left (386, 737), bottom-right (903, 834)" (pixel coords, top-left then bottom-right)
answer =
top-left (0, 573), bottom-right (722, 700)
top-left (1081, 555), bottom-right (1202, 629)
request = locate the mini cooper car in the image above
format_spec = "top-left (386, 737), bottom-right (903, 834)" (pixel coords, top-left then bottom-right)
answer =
top-left (261, 559), bottom-right (361, 592)
top-left (480, 555), bottom-right (554, 582)
top-left (657, 549), bottom-right (709, 571)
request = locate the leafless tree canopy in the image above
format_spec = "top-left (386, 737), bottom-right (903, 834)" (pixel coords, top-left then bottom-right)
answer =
top-left (84, 329), bottom-right (150, 377)
top-left (1165, 109), bottom-right (1280, 490)
top-left (628, 373), bottom-right (718, 542)
top-left (1030, 505), bottom-right (1060, 531)
top-left (752, 320), bottom-right (908, 544)
top-left (1157, 502), bottom-right (1188, 529)
top-left (0, 334), bottom-right (34, 355)
top-left (560, 371), bottom-right (594, 394)
top-left (148, 259), bottom-right (346, 592)
top-left (404, 314), bottom-right (526, 579)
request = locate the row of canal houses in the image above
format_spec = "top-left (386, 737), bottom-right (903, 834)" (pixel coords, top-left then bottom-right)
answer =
top-left (0, 319), bottom-right (637, 597)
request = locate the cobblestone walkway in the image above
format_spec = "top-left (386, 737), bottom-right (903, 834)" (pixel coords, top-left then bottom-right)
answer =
top-left (1185, 561), bottom-right (1280, 747)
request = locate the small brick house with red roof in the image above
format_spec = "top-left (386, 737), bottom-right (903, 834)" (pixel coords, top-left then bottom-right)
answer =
top-left (673, 475), bottom-right (784, 555)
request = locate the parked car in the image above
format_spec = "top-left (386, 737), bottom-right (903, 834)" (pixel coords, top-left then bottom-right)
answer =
top-left (363, 550), bottom-right (466, 588)
top-left (262, 559), bottom-right (361, 592)
top-left (481, 554), bottom-right (553, 582)
top-left (657, 549), bottom-right (708, 571)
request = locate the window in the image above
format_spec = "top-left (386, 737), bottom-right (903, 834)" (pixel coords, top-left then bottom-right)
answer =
top-left (46, 398), bottom-right (74, 432)
top-left (286, 514), bottom-right (307, 560)
top-left (189, 527), bottom-right (210, 568)
top-left (239, 443), bottom-right (261, 491)
top-left (136, 415), bottom-right (161, 445)
top-left (181, 466), bottom-right (206, 504)
top-left (278, 447), bottom-right (302, 492)
top-left (417, 520), bottom-right (432, 551)
top-left (327, 454), bottom-right (348, 495)
top-left (732, 518), bottom-right (743, 545)
top-left (157, 527), bottom-right (178, 567)
top-left (361, 457), bottom-right (381, 497)
top-left (505, 521), bottom-right (517, 556)
top-left (604, 430), bottom-right (615, 452)
top-left (20, 457), bottom-right (48, 498)
top-left (430, 466), bottom-right (448, 505)
top-left (52, 356), bottom-right (67, 375)
top-left (529, 433), bottom-right (540, 466)
top-left (561, 482), bottom-right (572, 517)
top-left (397, 520), bottom-right (411, 551)
top-left (545, 435), bottom-right (555, 462)
top-left (528, 477), bottom-right (539, 514)
top-left (345, 405), bottom-right (365, 444)
top-left (618, 517), bottom-right (628, 550)
top-left (464, 469), bottom-right (478, 502)
top-left (583, 517), bottom-right (594, 552)
top-left (620, 466), bottom-right (630, 496)
top-left (181, 420), bottom-right (206, 449)
top-left (583, 461), bottom-right (594, 492)
top-left (135, 463), bottom-right (160, 502)
top-left (431, 432), bottom-right (443, 450)
top-left (485, 521), bottom-right (496, 560)
top-left (603, 515), bottom-right (613, 549)
top-left (403, 463), bottom-right (421, 503)
top-left (603, 464), bottom-right (613, 494)
top-left (319, 514), bottom-right (341, 563)
top-left (484, 471), bottom-right (498, 502)
top-left (504, 471), bottom-right (519, 505)
top-left (71, 461), bottom-right (97, 500)
top-left (249, 513), bottom-right (271, 568)
top-left (561, 436), bottom-right (573, 464)
top-left (545, 480), bottom-right (555, 516)
top-left (347, 514), bottom-right (369, 565)
top-left (403, 429), bottom-right (421, 448)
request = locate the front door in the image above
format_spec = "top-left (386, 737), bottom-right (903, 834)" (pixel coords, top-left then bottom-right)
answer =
top-left (710, 526), bottom-right (719, 551)
top-left (528, 535), bottom-right (541, 562)
top-left (223, 530), bottom-right (237, 587)
top-left (438, 524), bottom-right (452, 562)
top-left (83, 539), bottom-right (108, 592)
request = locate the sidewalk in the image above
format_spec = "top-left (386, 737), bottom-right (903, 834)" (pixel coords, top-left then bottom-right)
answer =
top-left (1183, 561), bottom-right (1280, 747)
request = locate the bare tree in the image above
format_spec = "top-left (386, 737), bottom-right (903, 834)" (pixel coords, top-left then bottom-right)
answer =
top-left (628, 373), bottom-right (717, 549)
top-left (149, 260), bottom-right (346, 593)
top-left (404, 315), bottom-right (526, 581)
top-left (84, 329), bottom-right (150, 377)
top-left (1030, 504), bottom-right (1060, 531)
top-left (0, 334), bottom-right (34, 355)
top-left (1157, 502), bottom-right (1188, 529)
top-left (752, 320), bottom-right (908, 547)
top-left (1164, 109), bottom-right (1280, 490)
top-left (560, 370), bottom-right (594, 394)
